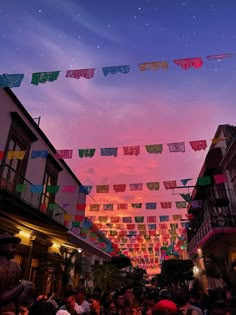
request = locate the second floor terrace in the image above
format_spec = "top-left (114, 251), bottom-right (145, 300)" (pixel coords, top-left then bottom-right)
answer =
top-left (0, 164), bottom-right (67, 226)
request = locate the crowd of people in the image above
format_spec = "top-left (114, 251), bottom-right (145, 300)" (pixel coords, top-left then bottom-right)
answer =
top-left (1, 231), bottom-right (236, 315)
top-left (15, 283), bottom-right (236, 315)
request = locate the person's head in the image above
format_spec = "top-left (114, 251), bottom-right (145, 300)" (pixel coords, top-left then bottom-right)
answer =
top-left (115, 291), bottom-right (125, 307)
top-left (93, 287), bottom-right (102, 299)
top-left (63, 289), bottom-right (77, 313)
top-left (155, 299), bottom-right (178, 315)
top-left (28, 301), bottom-right (56, 315)
top-left (174, 288), bottom-right (189, 308)
top-left (76, 289), bottom-right (86, 304)
top-left (158, 289), bottom-right (171, 301)
top-left (144, 292), bottom-right (155, 309)
top-left (88, 295), bottom-right (101, 311)
top-left (124, 287), bottom-right (134, 301)
top-left (0, 232), bottom-right (21, 259)
top-left (19, 300), bottom-right (33, 315)
top-left (106, 301), bottom-right (118, 315)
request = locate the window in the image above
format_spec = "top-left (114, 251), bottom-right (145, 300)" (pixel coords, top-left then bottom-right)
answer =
top-left (40, 154), bottom-right (62, 213)
top-left (1, 112), bottom-right (37, 190)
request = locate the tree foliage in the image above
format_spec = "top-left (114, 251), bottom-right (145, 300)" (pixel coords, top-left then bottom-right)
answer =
top-left (92, 264), bottom-right (123, 292)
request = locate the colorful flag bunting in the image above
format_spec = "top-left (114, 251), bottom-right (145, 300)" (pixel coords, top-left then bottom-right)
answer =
top-left (132, 203), bottom-right (142, 208)
top-left (96, 185), bottom-right (109, 193)
top-left (46, 185), bottom-right (59, 194)
top-left (146, 202), bottom-right (157, 210)
top-left (116, 204), bottom-right (127, 211)
top-left (103, 204), bottom-right (113, 210)
top-left (76, 204), bottom-right (86, 211)
top-left (160, 202), bottom-right (171, 209)
top-left (56, 149), bottom-right (73, 159)
top-left (145, 144), bottom-right (163, 154)
top-left (190, 200), bottom-right (202, 208)
top-left (180, 193), bottom-right (192, 202)
top-left (163, 180), bottom-right (177, 189)
top-left (16, 183), bottom-right (27, 193)
top-left (102, 65), bottom-right (130, 76)
top-left (123, 217), bottom-right (132, 223)
top-left (160, 215), bottom-right (169, 222)
top-left (206, 53), bottom-right (234, 61)
top-left (79, 185), bottom-right (92, 194)
top-left (113, 184), bottom-right (126, 192)
top-left (135, 216), bottom-right (144, 223)
top-left (175, 201), bottom-right (187, 209)
top-left (189, 140), bottom-right (207, 151)
top-left (78, 149), bottom-right (96, 158)
top-left (0, 151), bottom-right (4, 160)
top-left (147, 216), bottom-right (156, 223)
top-left (62, 185), bottom-right (76, 193)
top-left (180, 178), bottom-right (192, 186)
top-left (123, 146), bottom-right (140, 156)
top-left (90, 204), bottom-right (100, 211)
top-left (31, 71), bottom-right (60, 85)
top-left (30, 185), bottom-right (43, 193)
top-left (173, 57), bottom-right (204, 70)
top-left (130, 183), bottom-right (143, 191)
top-left (65, 68), bottom-right (95, 79)
top-left (214, 174), bottom-right (227, 184)
top-left (197, 176), bottom-right (211, 186)
top-left (167, 142), bottom-right (185, 152)
top-left (146, 182), bottom-right (160, 190)
top-left (7, 151), bottom-right (26, 160)
top-left (31, 150), bottom-right (48, 159)
top-left (0, 73), bottom-right (24, 88)
top-left (101, 148), bottom-right (118, 157)
top-left (139, 61), bottom-right (168, 71)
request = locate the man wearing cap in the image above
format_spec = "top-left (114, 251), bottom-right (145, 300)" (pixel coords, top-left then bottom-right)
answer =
top-left (155, 300), bottom-right (178, 315)
top-left (0, 232), bottom-right (34, 315)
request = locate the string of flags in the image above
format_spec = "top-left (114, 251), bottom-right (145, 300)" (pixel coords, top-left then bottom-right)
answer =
top-left (0, 53), bottom-right (235, 88)
top-left (0, 137), bottom-right (228, 163)
top-left (11, 174), bottom-right (227, 196)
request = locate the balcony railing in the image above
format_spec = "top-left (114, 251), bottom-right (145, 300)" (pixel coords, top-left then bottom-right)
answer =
top-left (188, 214), bottom-right (236, 253)
top-left (0, 164), bottom-right (66, 225)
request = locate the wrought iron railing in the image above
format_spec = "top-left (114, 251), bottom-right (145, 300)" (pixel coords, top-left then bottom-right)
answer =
top-left (188, 213), bottom-right (236, 253)
top-left (0, 164), bottom-right (66, 225)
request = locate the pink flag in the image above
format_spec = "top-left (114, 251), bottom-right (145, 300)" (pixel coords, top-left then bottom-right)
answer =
top-left (56, 150), bottom-right (73, 159)
top-left (163, 180), bottom-right (177, 189)
top-left (62, 185), bottom-right (76, 193)
top-left (214, 174), bottom-right (227, 184)
top-left (123, 146), bottom-right (140, 156)
top-left (65, 68), bottom-right (95, 79)
top-left (174, 57), bottom-right (204, 70)
top-left (189, 140), bottom-right (207, 151)
top-left (160, 202), bottom-right (172, 209)
top-left (117, 204), bottom-right (128, 210)
top-left (113, 184), bottom-right (126, 192)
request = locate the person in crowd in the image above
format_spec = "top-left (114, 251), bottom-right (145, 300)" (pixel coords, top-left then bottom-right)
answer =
top-left (88, 295), bottom-right (102, 315)
top-left (28, 300), bottom-right (57, 315)
top-left (174, 288), bottom-right (203, 315)
top-left (142, 292), bottom-right (156, 315)
top-left (76, 289), bottom-right (90, 314)
top-left (154, 299), bottom-right (178, 315)
top-left (57, 289), bottom-right (83, 315)
top-left (114, 290), bottom-right (125, 315)
top-left (93, 288), bottom-right (102, 301)
top-left (18, 299), bottom-right (34, 315)
top-left (0, 232), bottom-right (35, 315)
top-left (158, 290), bottom-right (172, 302)
top-left (104, 301), bottom-right (118, 315)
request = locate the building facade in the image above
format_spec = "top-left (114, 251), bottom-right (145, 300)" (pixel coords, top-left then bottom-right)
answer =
top-left (187, 124), bottom-right (236, 286)
top-left (0, 88), bottom-right (112, 295)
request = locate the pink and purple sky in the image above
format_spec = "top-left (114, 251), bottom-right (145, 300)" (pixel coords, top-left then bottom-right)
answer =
top-left (1, 0), bottom-right (236, 260)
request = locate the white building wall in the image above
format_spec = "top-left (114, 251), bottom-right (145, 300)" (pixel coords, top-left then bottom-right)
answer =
top-left (0, 88), bottom-right (86, 222)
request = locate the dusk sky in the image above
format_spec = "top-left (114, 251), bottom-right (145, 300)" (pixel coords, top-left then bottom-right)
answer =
top-left (1, 0), bottom-right (236, 262)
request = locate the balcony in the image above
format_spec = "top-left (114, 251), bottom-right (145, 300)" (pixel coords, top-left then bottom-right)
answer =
top-left (0, 164), bottom-right (66, 225)
top-left (188, 213), bottom-right (236, 253)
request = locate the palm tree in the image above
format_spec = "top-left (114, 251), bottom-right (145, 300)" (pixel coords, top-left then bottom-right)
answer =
top-left (92, 264), bottom-right (123, 292)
